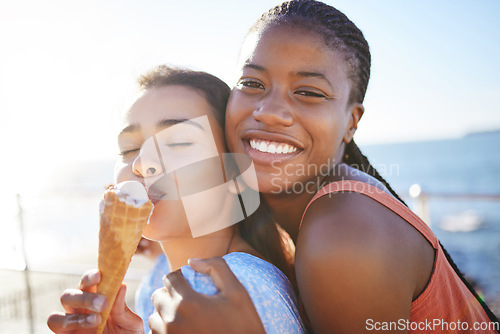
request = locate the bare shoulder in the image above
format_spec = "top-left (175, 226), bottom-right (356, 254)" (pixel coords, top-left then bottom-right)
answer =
top-left (295, 190), bottom-right (435, 333)
top-left (298, 191), bottom-right (414, 268)
top-left (297, 188), bottom-right (434, 286)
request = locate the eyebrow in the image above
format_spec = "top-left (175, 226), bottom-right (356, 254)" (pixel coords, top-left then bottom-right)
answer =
top-left (119, 118), bottom-right (204, 136)
top-left (243, 63), bottom-right (266, 72)
top-left (295, 71), bottom-right (333, 89)
top-left (243, 62), bottom-right (334, 90)
top-left (156, 119), bottom-right (203, 130)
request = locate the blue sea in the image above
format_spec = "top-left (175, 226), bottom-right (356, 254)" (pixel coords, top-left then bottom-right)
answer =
top-left (360, 130), bottom-right (500, 303)
top-left (1, 131), bottom-right (499, 306)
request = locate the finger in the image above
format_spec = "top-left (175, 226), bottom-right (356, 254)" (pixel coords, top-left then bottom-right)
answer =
top-left (110, 284), bottom-right (127, 315)
top-left (60, 288), bottom-right (107, 314)
top-left (79, 269), bottom-right (100, 292)
top-left (110, 284), bottom-right (136, 321)
top-left (110, 285), bottom-right (144, 330)
top-left (163, 269), bottom-right (196, 298)
top-left (151, 287), bottom-right (175, 322)
top-left (47, 311), bottom-right (101, 332)
top-left (148, 312), bottom-right (167, 334)
top-left (187, 257), bottom-right (243, 294)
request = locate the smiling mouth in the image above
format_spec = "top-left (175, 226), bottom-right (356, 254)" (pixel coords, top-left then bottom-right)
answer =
top-left (249, 139), bottom-right (299, 154)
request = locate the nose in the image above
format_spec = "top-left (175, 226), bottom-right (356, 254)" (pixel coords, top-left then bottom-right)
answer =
top-left (253, 89), bottom-right (294, 127)
top-left (132, 144), bottom-right (165, 178)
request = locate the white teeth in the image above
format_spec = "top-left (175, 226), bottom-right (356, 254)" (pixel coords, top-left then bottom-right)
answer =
top-left (249, 139), bottom-right (298, 154)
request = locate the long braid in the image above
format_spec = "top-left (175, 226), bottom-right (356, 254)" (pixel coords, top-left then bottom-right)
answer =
top-left (252, 0), bottom-right (499, 324)
top-left (344, 140), bottom-right (408, 206)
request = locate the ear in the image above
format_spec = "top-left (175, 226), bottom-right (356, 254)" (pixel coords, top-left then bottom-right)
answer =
top-left (343, 103), bottom-right (364, 143)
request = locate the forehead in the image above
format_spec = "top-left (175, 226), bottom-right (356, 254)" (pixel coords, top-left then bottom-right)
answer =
top-left (241, 25), bottom-right (348, 77)
top-left (125, 85), bottom-right (215, 125)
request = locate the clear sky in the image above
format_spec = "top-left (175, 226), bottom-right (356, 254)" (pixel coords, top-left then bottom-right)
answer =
top-left (1, 0), bottom-right (499, 194)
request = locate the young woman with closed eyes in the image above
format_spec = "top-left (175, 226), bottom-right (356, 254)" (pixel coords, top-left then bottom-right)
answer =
top-left (47, 65), bottom-right (305, 334)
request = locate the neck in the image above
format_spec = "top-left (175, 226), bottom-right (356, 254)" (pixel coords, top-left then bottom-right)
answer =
top-left (262, 168), bottom-right (346, 242)
top-left (262, 187), bottom-right (315, 243)
top-left (159, 226), bottom-right (241, 271)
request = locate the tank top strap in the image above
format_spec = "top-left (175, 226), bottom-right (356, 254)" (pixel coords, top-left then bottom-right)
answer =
top-left (300, 180), bottom-right (439, 249)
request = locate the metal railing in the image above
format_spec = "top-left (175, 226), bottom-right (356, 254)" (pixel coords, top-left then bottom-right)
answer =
top-left (407, 184), bottom-right (500, 227)
top-left (0, 272), bottom-right (77, 320)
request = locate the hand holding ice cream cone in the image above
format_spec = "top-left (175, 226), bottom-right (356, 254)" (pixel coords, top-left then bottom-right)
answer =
top-left (96, 181), bottom-right (153, 334)
top-left (47, 181), bottom-right (152, 333)
top-left (47, 268), bottom-right (145, 333)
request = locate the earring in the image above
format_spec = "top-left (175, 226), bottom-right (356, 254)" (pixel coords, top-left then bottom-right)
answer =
top-left (146, 167), bottom-right (156, 176)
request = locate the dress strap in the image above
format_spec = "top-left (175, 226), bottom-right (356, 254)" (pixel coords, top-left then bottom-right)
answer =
top-left (299, 180), bottom-right (438, 249)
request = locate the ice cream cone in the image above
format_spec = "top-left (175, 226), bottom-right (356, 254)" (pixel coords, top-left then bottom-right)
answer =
top-left (96, 185), bottom-right (153, 334)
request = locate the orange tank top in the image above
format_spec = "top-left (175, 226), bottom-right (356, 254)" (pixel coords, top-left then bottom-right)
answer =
top-left (299, 180), bottom-right (498, 334)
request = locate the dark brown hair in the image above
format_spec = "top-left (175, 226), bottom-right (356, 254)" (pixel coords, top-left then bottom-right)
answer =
top-left (138, 65), bottom-right (229, 128)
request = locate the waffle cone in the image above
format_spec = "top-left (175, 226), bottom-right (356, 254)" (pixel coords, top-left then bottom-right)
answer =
top-left (96, 189), bottom-right (153, 334)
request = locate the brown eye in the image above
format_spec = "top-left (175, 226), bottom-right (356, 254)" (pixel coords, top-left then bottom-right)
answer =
top-left (295, 90), bottom-right (327, 98)
top-left (236, 79), bottom-right (265, 90)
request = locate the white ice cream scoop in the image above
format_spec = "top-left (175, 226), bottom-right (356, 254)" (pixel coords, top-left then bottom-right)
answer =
top-left (115, 181), bottom-right (150, 206)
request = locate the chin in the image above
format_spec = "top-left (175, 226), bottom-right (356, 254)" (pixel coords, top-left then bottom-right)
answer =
top-left (257, 174), bottom-right (318, 197)
top-left (255, 175), bottom-right (287, 195)
top-left (142, 224), bottom-right (160, 240)
top-left (143, 218), bottom-right (193, 241)
top-left (142, 216), bottom-right (168, 240)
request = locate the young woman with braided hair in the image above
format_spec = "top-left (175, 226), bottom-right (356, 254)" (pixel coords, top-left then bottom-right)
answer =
top-left (150, 1), bottom-right (500, 333)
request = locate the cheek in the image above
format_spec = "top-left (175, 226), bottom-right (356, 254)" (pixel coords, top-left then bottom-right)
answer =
top-left (324, 119), bottom-right (349, 159)
top-left (225, 95), bottom-right (247, 147)
top-left (304, 113), bottom-right (345, 160)
top-left (226, 92), bottom-right (252, 125)
top-left (114, 160), bottom-right (134, 184)
top-left (143, 201), bottom-right (190, 240)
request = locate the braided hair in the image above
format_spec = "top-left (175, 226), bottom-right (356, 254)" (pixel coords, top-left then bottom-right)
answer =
top-left (249, 0), bottom-right (499, 325)
top-left (248, 0), bottom-right (370, 106)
